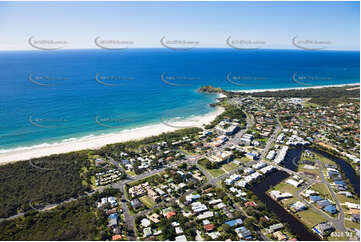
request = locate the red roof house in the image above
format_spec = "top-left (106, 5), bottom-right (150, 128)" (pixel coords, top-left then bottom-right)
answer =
top-left (204, 224), bottom-right (215, 232)
top-left (112, 235), bottom-right (122, 241)
top-left (166, 211), bottom-right (176, 219)
top-left (244, 201), bottom-right (256, 207)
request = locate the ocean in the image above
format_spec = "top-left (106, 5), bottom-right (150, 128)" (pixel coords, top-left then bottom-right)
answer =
top-left (0, 48), bottom-right (359, 151)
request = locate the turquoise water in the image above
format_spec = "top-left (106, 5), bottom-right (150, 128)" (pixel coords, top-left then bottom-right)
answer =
top-left (0, 48), bottom-right (359, 150)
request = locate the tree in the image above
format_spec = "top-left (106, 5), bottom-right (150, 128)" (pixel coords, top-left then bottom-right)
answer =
top-left (206, 161), bottom-right (213, 169)
top-left (222, 224), bottom-right (232, 234)
top-left (215, 188), bottom-right (226, 199)
top-left (178, 163), bottom-right (187, 170)
top-left (244, 217), bottom-right (257, 229)
top-left (135, 216), bottom-right (145, 225)
top-left (173, 174), bottom-right (183, 184)
top-left (245, 207), bottom-right (256, 216)
top-left (190, 165), bottom-right (197, 170)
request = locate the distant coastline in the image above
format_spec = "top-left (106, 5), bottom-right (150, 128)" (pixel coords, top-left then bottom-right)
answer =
top-left (234, 82), bottom-right (360, 93)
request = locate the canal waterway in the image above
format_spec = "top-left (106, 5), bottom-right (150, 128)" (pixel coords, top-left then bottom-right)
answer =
top-left (251, 148), bottom-right (320, 241)
top-left (251, 147), bottom-right (359, 240)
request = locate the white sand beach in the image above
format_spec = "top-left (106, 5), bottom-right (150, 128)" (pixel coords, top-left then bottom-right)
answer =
top-left (0, 107), bottom-right (225, 164)
top-left (235, 83), bottom-right (360, 93)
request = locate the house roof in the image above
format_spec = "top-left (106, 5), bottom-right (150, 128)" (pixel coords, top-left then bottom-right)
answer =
top-left (226, 218), bottom-right (243, 227)
top-left (334, 180), bottom-right (346, 185)
top-left (235, 226), bottom-right (252, 239)
top-left (309, 195), bottom-right (323, 202)
top-left (112, 235), bottom-right (122, 241)
top-left (166, 211), bottom-right (176, 219)
top-left (204, 187), bottom-right (214, 193)
top-left (175, 235), bottom-right (187, 241)
top-left (141, 218), bottom-right (151, 227)
top-left (269, 223), bottom-right (284, 231)
top-left (314, 222), bottom-right (333, 234)
top-left (131, 199), bottom-right (142, 208)
top-left (106, 208), bottom-right (117, 215)
top-left (323, 205), bottom-right (337, 214)
top-left (244, 201), bottom-right (256, 207)
top-left (349, 209), bottom-right (360, 215)
top-left (204, 224), bottom-right (215, 232)
top-left (317, 199), bottom-right (332, 208)
top-left (108, 218), bottom-right (118, 227)
top-left (109, 213), bottom-right (119, 220)
top-left (273, 231), bottom-right (287, 240)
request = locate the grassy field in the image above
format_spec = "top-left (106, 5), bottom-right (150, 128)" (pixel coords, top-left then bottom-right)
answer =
top-left (336, 194), bottom-right (360, 204)
top-left (126, 170), bottom-right (136, 177)
top-left (208, 168), bottom-right (225, 177)
top-left (198, 159), bottom-right (225, 178)
top-left (295, 209), bottom-right (326, 229)
top-left (272, 182), bottom-right (298, 195)
top-left (222, 162), bottom-right (239, 172)
top-left (139, 196), bottom-right (156, 209)
top-left (236, 157), bottom-right (253, 164)
top-left (311, 183), bottom-right (334, 201)
top-left (315, 154), bottom-right (335, 166)
top-left (344, 220), bottom-right (360, 230)
top-left (303, 101), bottom-right (319, 108)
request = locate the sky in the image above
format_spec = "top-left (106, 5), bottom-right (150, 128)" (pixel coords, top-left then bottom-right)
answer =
top-left (0, 1), bottom-right (359, 51)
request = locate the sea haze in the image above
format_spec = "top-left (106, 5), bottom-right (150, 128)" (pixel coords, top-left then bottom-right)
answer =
top-left (0, 48), bottom-right (359, 150)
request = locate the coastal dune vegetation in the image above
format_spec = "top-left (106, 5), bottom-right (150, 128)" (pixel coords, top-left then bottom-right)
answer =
top-left (245, 85), bottom-right (360, 106)
top-left (0, 151), bottom-right (92, 218)
top-left (0, 188), bottom-right (120, 241)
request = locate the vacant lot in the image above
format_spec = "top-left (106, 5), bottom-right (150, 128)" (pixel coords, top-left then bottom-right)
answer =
top-left (198, 159), bottom-right (225, 178)
top-left (139, 196), bottom-right (156, 208)
top-left (222, 162), bottom-right (239, 172)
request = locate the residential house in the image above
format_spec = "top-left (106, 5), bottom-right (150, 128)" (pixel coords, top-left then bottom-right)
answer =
top-left (313, 222), bottom-right (334, 238)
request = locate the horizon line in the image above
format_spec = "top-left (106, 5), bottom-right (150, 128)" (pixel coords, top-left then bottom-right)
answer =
top-left (0, 47), bottom-right (360, 52)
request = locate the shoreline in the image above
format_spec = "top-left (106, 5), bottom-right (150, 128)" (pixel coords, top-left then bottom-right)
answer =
top-left (1, 82), bottom-right (359, 165)
top-left (0, 106), bottom-right (225, 165)
top-left (233, 83), bottom-right (360, 93)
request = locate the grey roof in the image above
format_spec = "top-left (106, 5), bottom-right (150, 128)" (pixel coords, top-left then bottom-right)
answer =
top-left (269, 223), bottom-right (284, 231)
top-left (315, 222), bottom-right (333, 233)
